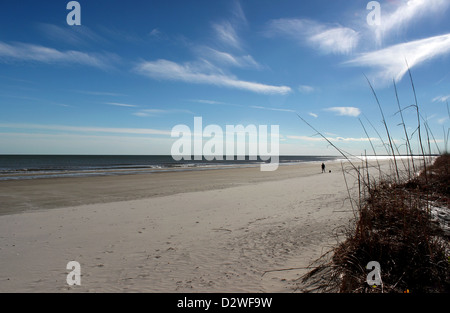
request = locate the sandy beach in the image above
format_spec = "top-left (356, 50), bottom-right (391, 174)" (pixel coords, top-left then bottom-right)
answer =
top-left (0, 160), bottom-right (379, 293)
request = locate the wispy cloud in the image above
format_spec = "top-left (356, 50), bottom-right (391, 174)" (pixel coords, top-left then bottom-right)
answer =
top-left (135, 59), bottom-right (291, 95)
top-left (166, 1), bottom-right (274, 95)
top-left (250, 105), bottom-right (296, 113)
top-left (149, 28), bottom-right (163, 39)
top-left (298, 85), bottom-right (315, 94)
top-left (266, 18), bottom-right (359, 55)
top-left (105, 102), bottom-right (138, 108)
top-left (308, 112), bottom-right (318, 118)
top-left (309, 26), bottom-right (359, 55)
top-left (265, 1), bottom-right (449, 87)
top-left (0, 123), bottom-right (171, 136)
top-left (189, 99), bottom-right (228, 105)
top-left (196, 47), bottom-right (262, 69)
top-left (345, 33), bottom-right (450, 83)
top-left (371, 0), bottom-right (450, 44)
top-left (213, 21), bottom-right (242, 50)
top-left (0, 41), bottom-right (115, 69)
top-left (325, 107), bottom-right (361, 117)
top-left (132, 109), bottom-right (168, 117)
top-left (188, 99), bottom-right (245, 109)
top-left (133, 109), bottom-right (194, 117)
top-left (132, 112), bottom-right (150, 117)
top-left (212, 1), bottom-right (248, 50)
top-left (231, 0), bottom-right (248, 26)
top-left (432, 95), bottom-right (450, 103)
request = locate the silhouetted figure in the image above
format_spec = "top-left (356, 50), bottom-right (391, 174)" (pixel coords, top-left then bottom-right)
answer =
top-left (321, 163), bottom-right (326, 173)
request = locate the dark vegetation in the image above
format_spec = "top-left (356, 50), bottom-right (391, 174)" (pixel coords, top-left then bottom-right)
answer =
top-left (297, 68), bottom-right (450, 293)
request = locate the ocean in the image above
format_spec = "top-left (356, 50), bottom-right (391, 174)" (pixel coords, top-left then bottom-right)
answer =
top-left (0, 155), bottom-right (342, 181)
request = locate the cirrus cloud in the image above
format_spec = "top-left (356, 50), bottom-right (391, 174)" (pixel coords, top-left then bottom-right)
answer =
top-left (432, 95), bottom-right (450, 103)
top-left (265, 18), bottom-right (360, 55)
top-left (134, 59), bottom-right (291, 95)
top-left (345, 33), bottom-right (450, 83)
top-left (0, 123), bottom-right (171, 136)
top-left (371, 0), bottom-right (450, 45)
top-left (325, 107), bottom-right (361, 117)
top-left (0, 41), bottom-right (115, 69)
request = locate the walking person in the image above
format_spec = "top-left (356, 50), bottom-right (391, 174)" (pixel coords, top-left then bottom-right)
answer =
top-left (321, 162), bottom-right (326, 173)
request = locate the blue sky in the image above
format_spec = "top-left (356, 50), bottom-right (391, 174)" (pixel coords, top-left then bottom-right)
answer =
top-left (0, 0), bottom-right (449, 155)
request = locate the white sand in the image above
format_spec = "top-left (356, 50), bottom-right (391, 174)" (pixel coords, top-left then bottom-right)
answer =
top-left (0, 161), bottom-right (379, 293)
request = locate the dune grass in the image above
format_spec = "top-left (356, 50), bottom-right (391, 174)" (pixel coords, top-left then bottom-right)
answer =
top-left (331, 155), bottom-right (449, 293)
top-left (297, 69), bottom-right (449, 293)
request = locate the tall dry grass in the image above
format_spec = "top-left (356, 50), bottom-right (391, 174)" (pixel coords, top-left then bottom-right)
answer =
top-left (296, 69), bottom-right (450, 293)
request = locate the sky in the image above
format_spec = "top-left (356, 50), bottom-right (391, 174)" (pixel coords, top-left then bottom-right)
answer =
top-left (0, 0), bottom-right (449, 156)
